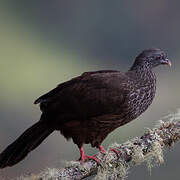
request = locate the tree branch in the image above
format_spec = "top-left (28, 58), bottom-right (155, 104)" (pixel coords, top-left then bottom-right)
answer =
top-left (19, 111), bottom-right (180, 180)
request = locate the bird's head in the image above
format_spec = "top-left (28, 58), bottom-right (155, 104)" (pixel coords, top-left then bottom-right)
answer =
top-left (130, 48), bottom-right (171, 70)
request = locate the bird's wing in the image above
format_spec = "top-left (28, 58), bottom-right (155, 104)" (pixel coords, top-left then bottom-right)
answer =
top-left (34, 70), bottom-right (119, 105)
top-left (34, 77), bottom-right (80, 104)
top-left (81, 70), bottom-right (119, 76)
top-left (35, 71), bottom-right (128, 119)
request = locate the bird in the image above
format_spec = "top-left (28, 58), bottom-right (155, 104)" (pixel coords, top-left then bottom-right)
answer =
top-left (0, 48), bottom-right (171, 168)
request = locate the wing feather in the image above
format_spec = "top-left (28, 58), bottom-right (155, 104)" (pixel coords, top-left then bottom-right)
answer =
top-left (34, 70), bottom-right (127, 118)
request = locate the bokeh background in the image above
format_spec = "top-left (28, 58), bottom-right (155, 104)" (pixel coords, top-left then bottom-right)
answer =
top-left (0, 1), bottom-right (180, 179)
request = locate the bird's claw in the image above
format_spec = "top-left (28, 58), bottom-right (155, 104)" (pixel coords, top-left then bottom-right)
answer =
top-left (81, 155), bottom-right (100, 164)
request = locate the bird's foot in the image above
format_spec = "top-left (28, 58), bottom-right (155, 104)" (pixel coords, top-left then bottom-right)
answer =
top-left (90, 145), bottom-right (106, 159)
top-left (81, 155), bottom-right (100, 164)
top-left (79, 146), bottom-right (107, 164)
top-left (110, 148), bottom-right (120, 158)
top-left (80, 146), bottom-right (100, 164)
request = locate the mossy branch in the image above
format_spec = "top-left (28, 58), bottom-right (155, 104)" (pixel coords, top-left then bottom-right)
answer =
top-left (17, 110), bottom-right (180, 180)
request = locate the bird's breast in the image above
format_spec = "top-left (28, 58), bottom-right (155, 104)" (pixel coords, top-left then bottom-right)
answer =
top-left (118, 81), bottom-right (156, 123)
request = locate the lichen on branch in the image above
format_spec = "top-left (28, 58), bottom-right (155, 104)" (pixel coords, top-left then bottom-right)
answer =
top-left (16, 110), bottom-right (180, 180)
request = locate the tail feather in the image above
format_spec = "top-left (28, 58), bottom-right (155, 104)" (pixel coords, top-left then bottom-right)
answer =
top-left (0, 121), bottom-right (53, 168)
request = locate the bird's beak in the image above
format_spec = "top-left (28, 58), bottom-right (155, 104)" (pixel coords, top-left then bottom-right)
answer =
top-left (168, 60), bottom-right (172, 67)
top-left (161, 58), bottom-right (172, 67)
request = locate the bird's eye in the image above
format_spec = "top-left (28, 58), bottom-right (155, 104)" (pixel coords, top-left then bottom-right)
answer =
top-left (156, 56), bottom-right (161, 60)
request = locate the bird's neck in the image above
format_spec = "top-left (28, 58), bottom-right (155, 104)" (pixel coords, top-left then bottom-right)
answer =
top-left (129, 64), bottom-right (156, 84)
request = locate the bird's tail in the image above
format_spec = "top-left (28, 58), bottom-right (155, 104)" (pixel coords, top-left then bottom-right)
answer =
top-left (0, 121), bottom-right (53, 168)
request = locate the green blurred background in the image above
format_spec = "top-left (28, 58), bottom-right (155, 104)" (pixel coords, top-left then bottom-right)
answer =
top-left (0, 1), bottom-right (180, 179)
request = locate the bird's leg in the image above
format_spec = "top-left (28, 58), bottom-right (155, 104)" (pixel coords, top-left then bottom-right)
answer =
top-left (93, 145), bottom-right (106, 158)
top-left (80, 146), bottom-right (99, 164)
top-left (99, 145), bottom-right (105, 153)
top-left (109, 148), bottom-right (120, 158)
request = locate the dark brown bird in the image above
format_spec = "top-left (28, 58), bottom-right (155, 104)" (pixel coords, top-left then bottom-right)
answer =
top-left (0, 48), bottom-right (171, 168)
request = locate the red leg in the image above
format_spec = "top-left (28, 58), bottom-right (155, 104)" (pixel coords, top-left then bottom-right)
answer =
top-left (99, 145), bottom-right (119, 158)
top-left (93, 145), bottom-right (106, 158)
top-left (99, 145), bottom-right (106, 153)
top-left (80, 146), bottom-right (100, 164)
top-left (110, 148), bottom-right (120, 158)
